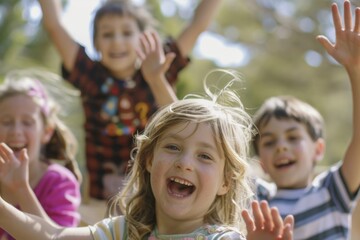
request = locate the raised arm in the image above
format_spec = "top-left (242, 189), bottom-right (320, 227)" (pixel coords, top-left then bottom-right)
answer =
top-left (38, 0), bottom-right (79, 71)
top-left (316, 0), bottom-right (360, 193)
top-left (176, 0), bottom-right (223, 57)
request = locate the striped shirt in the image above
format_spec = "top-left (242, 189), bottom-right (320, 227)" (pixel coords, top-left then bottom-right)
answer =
top-left (257, 163), bottom-right (360, 240)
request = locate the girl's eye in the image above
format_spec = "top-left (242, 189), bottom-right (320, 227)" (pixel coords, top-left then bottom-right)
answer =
top-left (262, 140), bottom-right (275, 147)
top-left (165, 144), bottom-right (179, 151)
top-left (198, 153), bottom-right (212, 161)
top-left (23, 119), bottom-right (34, 127)
top-left (0, 119), bottom-right (12, 126)
top-left (102, 32), bottom-right (114, 38)
top-left (123, 31), bottom-right (133, 37)
top-left (288, 135), bottom-right (301, 142)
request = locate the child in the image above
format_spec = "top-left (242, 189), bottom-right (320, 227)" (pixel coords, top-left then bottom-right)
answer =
top-left (0, 70), bottom-right (82, 239)
top-left (0, 72), bottom-right (294, 239)
top-left (37, 0), bottom-right (222, 199)
top-left (252, 1), bottom-right (360, 239)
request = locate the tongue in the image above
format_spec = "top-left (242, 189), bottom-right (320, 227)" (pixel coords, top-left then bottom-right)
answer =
top-left (169, 181), bottom-right (193, 197)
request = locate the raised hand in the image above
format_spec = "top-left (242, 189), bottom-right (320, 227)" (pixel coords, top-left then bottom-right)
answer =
top-left (242, 200), bottom-right (294, 240)
top-left (317, 0), bottom-right (360, 68)
top-left (137, 30), bottom-right (176, 84)
top-left (0, 143), bottom-right (29, 194)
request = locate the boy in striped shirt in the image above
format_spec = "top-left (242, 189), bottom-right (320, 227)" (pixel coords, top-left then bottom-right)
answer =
top-left (252, 1), bottom-right (360, 239)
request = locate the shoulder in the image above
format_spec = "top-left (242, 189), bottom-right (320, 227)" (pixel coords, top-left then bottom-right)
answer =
top-left (90, 216), bottom-right (125, 240)
top-left (37, 163), bottom-right (79, 189)
top-left (202, 225), bottom-right (246, 240)
top-left (256, 178), bottom-right (277, 199)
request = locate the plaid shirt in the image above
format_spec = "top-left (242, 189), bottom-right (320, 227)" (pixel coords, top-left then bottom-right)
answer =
top-left (62, 38), bottom-right (189, 199)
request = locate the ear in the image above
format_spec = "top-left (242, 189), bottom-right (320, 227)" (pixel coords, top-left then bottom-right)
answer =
top-left (41, 125), bottom-right (54, 144)
top-left (145, 157), bottom-right (152, 173)
top-left (314, 138), bottom-right (326, 163)
top-left (217, 178), bottom-right (230, 196)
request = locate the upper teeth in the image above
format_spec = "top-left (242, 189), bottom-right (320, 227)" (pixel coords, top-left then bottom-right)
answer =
top-left (170, 177), bottom-right (193, 186)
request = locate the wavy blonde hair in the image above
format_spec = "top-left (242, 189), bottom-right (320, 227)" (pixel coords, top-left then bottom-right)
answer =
top-left (110, 69), bottom-right (255, 238)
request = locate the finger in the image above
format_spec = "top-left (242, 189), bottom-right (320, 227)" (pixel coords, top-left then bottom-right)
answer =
top-left (135, 46), bottom-right (146, 61)
top-left (331, 3), bottom-right (343, 35)
top-left (19, 149), bottom-right (29, 165)
top-left (143, 31), bottom-right (156, 53)
top-left (316, 35), bottom-right (334, 54)
top-left (282, 224), bottom-right (294, 240)
top-left (139, 33), bottom-right (150, 55)
top-left (343, 0), bottom-right (352, 31)
top-left (284, 214), bottom-right (295, 229)
top-left (270, 207), bottom-right (283, 237)
top-left (260, 200), bottom-right (273, 231)
top-left (354, 7), bottom-right (360, 33)
top-left (161, 53), bottom-right (176, 72)
top-left (241, 210), bottom-right (255, 233)
top-left (151, 31), bottom-right (162, 52)
top-left (0, 143), bottom-right (13, 163)
top-left (251, 200), bottom-right (264, 230)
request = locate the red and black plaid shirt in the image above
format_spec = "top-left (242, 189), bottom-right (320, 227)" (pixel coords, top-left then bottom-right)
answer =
top-left (62, 38), bottom-right (189, 199)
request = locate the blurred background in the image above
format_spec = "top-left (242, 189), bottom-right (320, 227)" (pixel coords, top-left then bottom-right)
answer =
top-left (0, 0), bottom-right (360, 239)
top-left (1, 0), bottom-right (359, 172)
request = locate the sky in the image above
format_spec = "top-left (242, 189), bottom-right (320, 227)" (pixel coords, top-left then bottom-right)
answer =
top-left (30, 0), bottom-right (249, 68)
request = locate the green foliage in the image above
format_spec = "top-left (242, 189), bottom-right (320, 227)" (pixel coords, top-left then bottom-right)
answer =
top-left (0, 0), bottom-right (353, 169)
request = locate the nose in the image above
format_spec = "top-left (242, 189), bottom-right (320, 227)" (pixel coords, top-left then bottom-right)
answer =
top-left (10, 122), bottom-right (23, 135)
top-left (175, 152), bottom-right (194, 171)
top-left (276, 139), bottom-right (288, 153)
top-left (113, 33), bottom-right (130, 43)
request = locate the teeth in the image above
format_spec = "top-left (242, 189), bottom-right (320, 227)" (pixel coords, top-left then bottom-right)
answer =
top-left (9, 145), bottom-right (25, 150)
top-left (278, 159), bottom-right (290, 164)
top-left (170, 177), bottom-right (193, 186)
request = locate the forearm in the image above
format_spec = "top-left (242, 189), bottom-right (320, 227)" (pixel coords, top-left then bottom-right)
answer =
top-left (148, 76), bottom-right (178, 107)
top-left (342, 65), bottom-right (360, 193)
top-left (177, 0), bottom-right (223, 56)
top-left (0, 197), bottom-right (91, 240)
top-left (38, 0), bottom-right (63, 32)
top-left (0, 197), bottom-right (60, 240)
top-left (191, 0), bottom-right (222, 32)
top-left (16, 184), bottom-right (54, 223)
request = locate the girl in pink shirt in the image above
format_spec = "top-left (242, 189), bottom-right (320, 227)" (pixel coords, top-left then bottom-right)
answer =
top-left (0, 69), bottom-right (82, 239)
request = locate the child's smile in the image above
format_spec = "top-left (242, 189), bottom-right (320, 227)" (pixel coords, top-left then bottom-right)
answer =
top-left (167, 176), bottom-right (195, 198)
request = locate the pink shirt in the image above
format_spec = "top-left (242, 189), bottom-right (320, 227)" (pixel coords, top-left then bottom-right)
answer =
top-left (0, 163), bottom-right (81, 239)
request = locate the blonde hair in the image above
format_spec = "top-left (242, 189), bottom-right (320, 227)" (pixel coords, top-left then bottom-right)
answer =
top-left (0, 69), bottom-right (82, 182)
top-left (110, 70), bottom-right (255, 238)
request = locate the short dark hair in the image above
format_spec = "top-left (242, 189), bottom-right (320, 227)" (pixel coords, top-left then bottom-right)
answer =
top-left (92, 0), bottom-right (157, 46)
top-left (252, 95), bottom-right (324, 155)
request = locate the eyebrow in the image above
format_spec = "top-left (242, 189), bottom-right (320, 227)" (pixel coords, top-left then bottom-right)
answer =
top-left (261, 126), bottom-right (299, 138)
top-left (162, 134), bottom-right (218, 151)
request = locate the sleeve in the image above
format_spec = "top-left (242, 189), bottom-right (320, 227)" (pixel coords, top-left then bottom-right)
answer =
top-left (320, 163), bottom-right (360, 213)
top-left (34, 164), bottom-right (81, 227)
top-left (61, 44), bottom-right (98, 90)
top-left (163, 37), bottom-right (190, 84)
top-left (89, 216), bottom-right (125, 240)
top-left (214, 230), bottom-right (246, 239)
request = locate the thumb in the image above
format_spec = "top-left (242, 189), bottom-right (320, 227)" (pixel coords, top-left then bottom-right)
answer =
top-left (316, 35), bottom-right (334, 55)
top-left (161, 52), bottom-right (176, 72)
top-left (19, 149), bottom-right (29, 166)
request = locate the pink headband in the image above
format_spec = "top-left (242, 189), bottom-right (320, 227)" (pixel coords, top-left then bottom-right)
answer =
top-left (28, 79), bottom-right (50, 116)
